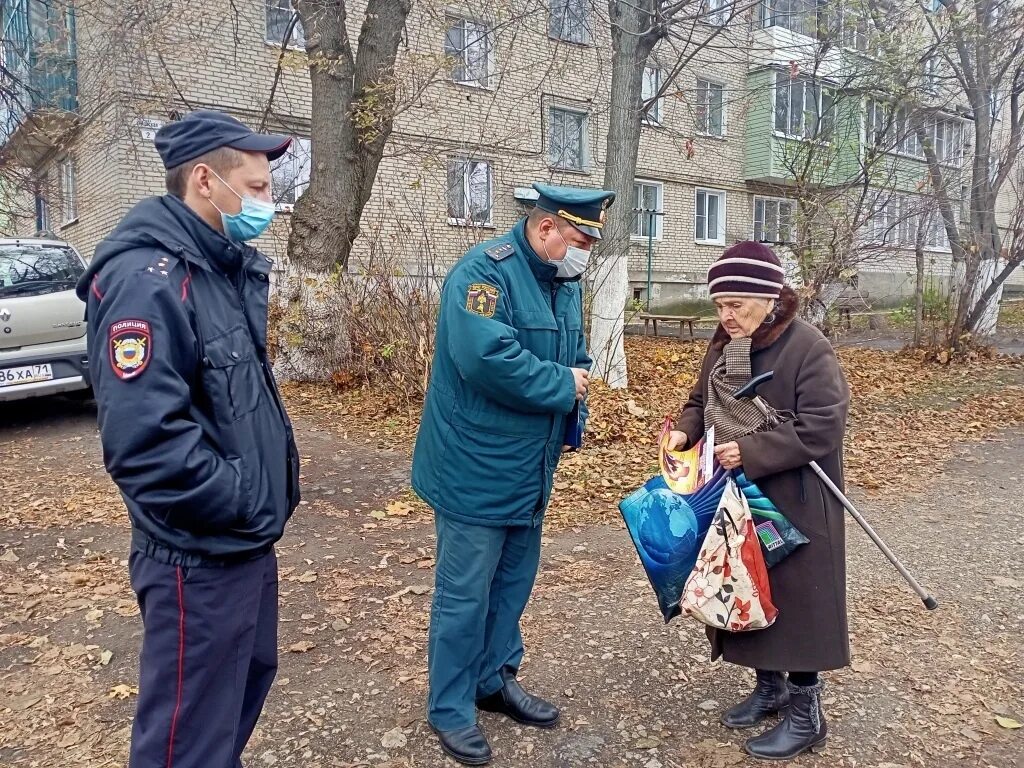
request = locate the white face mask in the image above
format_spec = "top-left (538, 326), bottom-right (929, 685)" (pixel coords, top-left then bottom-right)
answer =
top-left (545, 228), bottom-right (592, 279)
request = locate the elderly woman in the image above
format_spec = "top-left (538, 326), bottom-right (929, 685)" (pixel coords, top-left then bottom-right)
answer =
top-left (667, 242), bottom-right (850, 760)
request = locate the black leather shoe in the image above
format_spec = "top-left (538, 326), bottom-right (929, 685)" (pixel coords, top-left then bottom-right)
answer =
top-left (476, 669), bottom-right (560, 728)
top-left (430, 724), bottom-right (492, 766)
top-left (721, 670), bottom-right (790, 729)
top-left (744, 681), bottom-right (828, 760)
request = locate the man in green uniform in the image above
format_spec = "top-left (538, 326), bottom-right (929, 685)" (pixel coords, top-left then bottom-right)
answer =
top-left (412, 183), bottom-right (615, 765)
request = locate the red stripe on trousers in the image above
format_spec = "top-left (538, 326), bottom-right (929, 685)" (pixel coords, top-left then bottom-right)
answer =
top-left (167, 566), bottom-right (185, 768)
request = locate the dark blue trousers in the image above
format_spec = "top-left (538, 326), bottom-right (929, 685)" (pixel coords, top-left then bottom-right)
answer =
top-left (128, 548), bottom-right (278, 768)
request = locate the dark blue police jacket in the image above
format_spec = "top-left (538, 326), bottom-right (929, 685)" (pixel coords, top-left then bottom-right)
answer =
top-left (76, 195), bottom-right (300, 566)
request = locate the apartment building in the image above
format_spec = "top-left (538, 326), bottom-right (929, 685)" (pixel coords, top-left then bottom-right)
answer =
top-left (0, 0), bottom-right (1017, 309)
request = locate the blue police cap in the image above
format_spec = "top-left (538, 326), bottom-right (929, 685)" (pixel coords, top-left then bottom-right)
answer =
top-left (532, 182), bottom-right (616, 239)
top-left (155, 110), bottom-right (292, 170)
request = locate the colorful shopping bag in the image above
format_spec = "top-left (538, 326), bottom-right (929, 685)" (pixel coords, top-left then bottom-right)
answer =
top-left (680, 476), bottom-right (778, 632)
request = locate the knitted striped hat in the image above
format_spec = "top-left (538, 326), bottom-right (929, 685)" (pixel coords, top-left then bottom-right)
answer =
top-left (707, 241), bottom-right (785, 299)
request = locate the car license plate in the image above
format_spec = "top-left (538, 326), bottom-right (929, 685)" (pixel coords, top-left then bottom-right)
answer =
top-left (0, 363), bottom-right (54, 387)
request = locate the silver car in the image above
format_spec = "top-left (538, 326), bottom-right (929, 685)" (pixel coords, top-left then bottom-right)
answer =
top-left (0, 237), bottom-right (91, 402)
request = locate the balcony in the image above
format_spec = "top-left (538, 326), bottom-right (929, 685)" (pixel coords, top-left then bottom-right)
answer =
top-left (0, 1), bottom-right (79, 165)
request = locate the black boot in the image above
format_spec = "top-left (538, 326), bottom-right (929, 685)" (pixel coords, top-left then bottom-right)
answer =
top-left (476, 668), bottom-right (560, 728)
top-left (721, 670), bottom-right (790, 729)
top-left (430, 724), bottom-right (492, 766)
top-left (744, 681), bottom-right (828, 760)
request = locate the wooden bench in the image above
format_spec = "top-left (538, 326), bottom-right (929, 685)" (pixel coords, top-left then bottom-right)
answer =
top-left (639, 313), bottom-right (700, 339)
top-left (833, 291), bottom-right (871, 328)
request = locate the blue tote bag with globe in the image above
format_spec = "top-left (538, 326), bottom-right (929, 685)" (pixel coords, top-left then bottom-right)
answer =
top-left (619, 422), bottom-right (808, 622)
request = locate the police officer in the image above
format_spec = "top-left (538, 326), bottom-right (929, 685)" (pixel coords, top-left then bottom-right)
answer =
top-left (76, 110), bottom-right (301, 768)
top-left (412, 183), bottom-right (615, 765)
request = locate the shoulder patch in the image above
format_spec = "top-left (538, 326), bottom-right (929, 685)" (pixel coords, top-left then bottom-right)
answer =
top-left (109, 319), bottom-right (152, 381)
top-left (484, 242), bottom-right (514, 261)
top-left (466, 283), bottom-right (500, 318)
top-left (145, 252), bottom-right (181, 278)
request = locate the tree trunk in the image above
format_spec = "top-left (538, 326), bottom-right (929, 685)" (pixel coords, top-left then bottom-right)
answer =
top-left (913, 222), bottom-right (926, 348)
top-left (802, 281), bottom-right (845, 329)
top-left (288, 0), bottom-right (412, 272)
top-left (590, 0), bottom-right (658, 389)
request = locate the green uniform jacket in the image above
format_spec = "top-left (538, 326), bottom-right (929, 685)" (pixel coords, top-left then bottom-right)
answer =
top-left (412, 219), bottom-right (592, 527)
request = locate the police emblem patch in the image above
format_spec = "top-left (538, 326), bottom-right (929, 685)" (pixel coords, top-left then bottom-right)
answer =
top-left (109, 319), bottom-right (151, 381)
top-left (466, 283), bottom-right (499, 318)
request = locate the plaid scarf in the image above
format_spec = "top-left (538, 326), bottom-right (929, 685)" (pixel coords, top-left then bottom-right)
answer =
top-left (704, 336), bottom-right (771, 443)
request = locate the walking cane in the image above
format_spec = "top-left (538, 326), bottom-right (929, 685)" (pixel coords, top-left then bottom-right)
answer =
top-left (734, 372), bottom-right (939, 611)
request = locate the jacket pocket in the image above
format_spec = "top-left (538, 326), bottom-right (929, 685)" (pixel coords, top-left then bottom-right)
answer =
top-left (201, 326), bottom-right (262, 421)
top-left (511, 308), bottom-right (558, 360)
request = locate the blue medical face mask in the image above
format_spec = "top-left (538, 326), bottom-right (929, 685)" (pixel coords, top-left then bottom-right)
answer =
top-left (208, 169), bottom-right (276, 241)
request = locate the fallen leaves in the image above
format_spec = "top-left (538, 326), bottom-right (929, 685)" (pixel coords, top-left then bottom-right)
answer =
top-left (995, 715), bottom-right (1022, 729)
top-left (288, 641), bottom-right (316, 654)
top-left (107, 684), bottom-right (137, 700)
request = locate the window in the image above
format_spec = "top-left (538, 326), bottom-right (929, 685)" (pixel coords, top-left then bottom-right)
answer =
top-left (642, 67), bottom-right (664, 124)
top-left (447, 158), bottom-right (493, 226)
top-left (695, 188), bottom-right (726, 244)
top-left (774, 72), bottom-right (834, 139)
top-left (753, 197), bottom-right (794, 243)
top-left (932, 118), bottom-right (963, 165)
top-left (925, 211), bottom-right (949, 250)
top-left (60, 158), bottom-right (76, 224)
top-left (759, 0), bottom-right (818, 38)
top-left (922, 55), bottom-right (942, 95)
top-left (266, 0), bottom-right (305, 49)
top-left (549, 0), bottom-right (591, 44)
top-left (34, 178), bottom-right (50, 234)
top-left (989, 88), bottom-right (1006, 122)
top-left (632, 180), bottom-right (663, 239)
top-left (696, 79), bottom-right (725, 136)
top-left (841, 6), bottom-right (877, 53)
top-left (444, 17), bottom-right (492, 89)
top-left (271, 137), bottom-right (311, 210)
top-left (703, 0), bottom-right (730, 25)
top-left (0, 243), bottom-right (84, 298)
top-left (548, 107), bottom-right (588, 171)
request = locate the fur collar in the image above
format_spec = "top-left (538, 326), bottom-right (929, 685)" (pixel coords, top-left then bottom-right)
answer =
top-left (710, 286), bottom-right (800, 352)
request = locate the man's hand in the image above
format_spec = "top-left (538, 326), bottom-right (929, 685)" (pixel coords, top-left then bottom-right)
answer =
top-left (665, 430), bottom-right (688, 451)
top-left (571, 368), bottom-right (590, 400)
top-left (714, 441), bottom-right (742, 470)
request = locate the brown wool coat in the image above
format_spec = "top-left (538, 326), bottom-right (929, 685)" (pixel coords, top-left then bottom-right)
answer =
top-left (676, 288), bottom-right (851, 672)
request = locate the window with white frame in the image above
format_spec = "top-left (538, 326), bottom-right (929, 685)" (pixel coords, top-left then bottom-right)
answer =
top-left (271, 137), bottom-right (311, 210)
top-left (989, 87), bottom-right (1006, 122)
top-left (266, 0), bottom-right (305, 48)
top-left (548, 107), bottom-right (588, 171)
top-left (444, 17), bottom-right (493, 89)
top-left (447, 158), bottom-right (493, 226)
top-left (922, 54), bottom-right (942, 94)
top-left (631, 180), bottom-right (663, 239)
top-left (696, 79), bottom-right (725, 136)
top-left (695, 188), bottom-right (726, 244)
top-left (774, 72), bottom-right (834, 139)
top-left (60, 158), bottom-right (76, 224)
top-left (867, 194), bottom-right (950, 250)
top-left (866, 98), bottom-right (964, 165)
top-left (759, 0), bottom-right (818, 38)
top-left (703, 0), bottom-right (730, 25)
top-left (549, 0), bottom-right (591, 44)
top-left (753, 197), bottom-right (794, 243)
top-left (642, 67), bottom-right (664, 124)
top-left (840, 5), bottom-right (878, 53)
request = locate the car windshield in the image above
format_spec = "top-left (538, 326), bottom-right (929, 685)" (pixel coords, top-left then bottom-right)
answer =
top-left (0, 243), bottom-right (84, 299)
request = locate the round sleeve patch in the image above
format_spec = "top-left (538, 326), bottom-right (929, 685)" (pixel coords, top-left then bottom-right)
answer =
top-left (109, 319), bottom-right (152, 380)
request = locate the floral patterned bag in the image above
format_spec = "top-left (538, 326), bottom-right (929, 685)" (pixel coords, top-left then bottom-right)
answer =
top-left (680, 476), bottom-right (778, 632)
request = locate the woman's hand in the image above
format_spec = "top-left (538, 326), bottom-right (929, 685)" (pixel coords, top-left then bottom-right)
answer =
top-left (714, 441), bottom-right (742, 470)
top-left (665, 430), bottom-right (688, 451)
